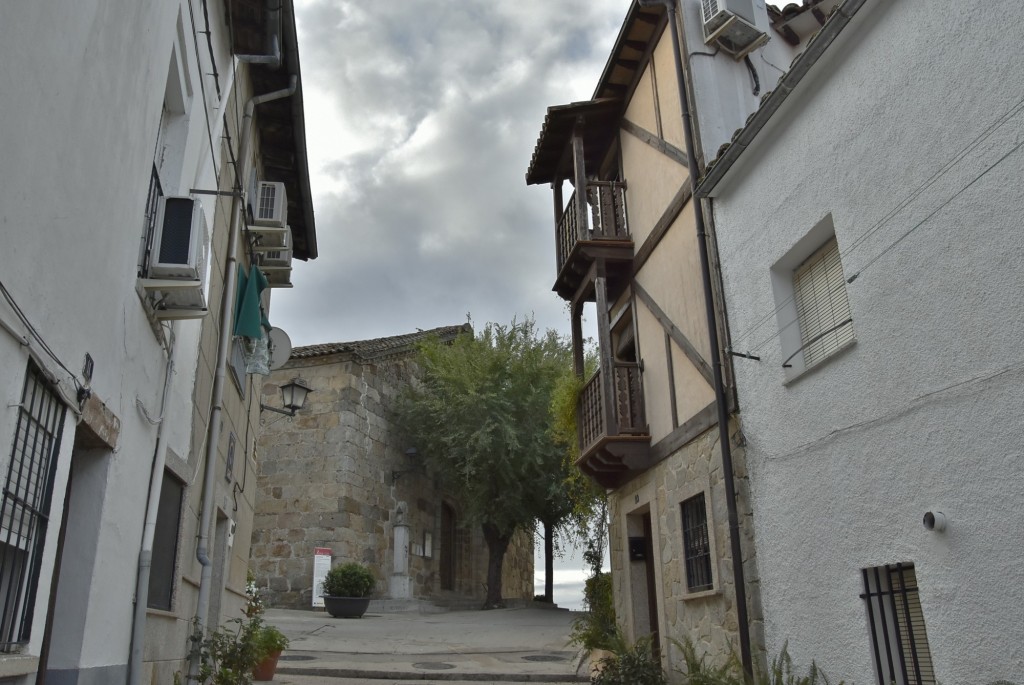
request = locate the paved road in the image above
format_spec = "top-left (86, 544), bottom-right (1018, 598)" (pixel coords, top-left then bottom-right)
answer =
top-left (263, 605), bottom-right (589, 683)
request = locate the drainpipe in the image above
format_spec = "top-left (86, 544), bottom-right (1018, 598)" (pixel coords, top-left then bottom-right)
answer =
top-left (638, 0), bottom-right (753, 677)
top-left (127, 348), bottom-right (176, 685)
top-left (186, 73), bottom-right (297, 683)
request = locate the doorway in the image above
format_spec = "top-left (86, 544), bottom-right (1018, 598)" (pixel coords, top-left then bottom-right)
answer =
top-left (439, 503), bottom-right (456, 591)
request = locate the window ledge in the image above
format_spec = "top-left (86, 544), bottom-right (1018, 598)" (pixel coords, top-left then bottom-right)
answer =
top-left (0, 654), bottom-right (39, 678)
top-left (680, 587), bottom-right (720, 601)
top-left (145, 607), bottom-right (180, 620)
top-left (783, 338), bottom-right (857, 387)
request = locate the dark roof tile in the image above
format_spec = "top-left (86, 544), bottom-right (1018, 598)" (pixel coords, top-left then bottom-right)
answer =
top-left (292, 324), bottom-right (472, 363)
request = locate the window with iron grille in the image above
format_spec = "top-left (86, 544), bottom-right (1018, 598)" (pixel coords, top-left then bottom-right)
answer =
top-left (860, 563), bottom-right (936, 685)
top-left (792, 237), bottom-right (854, 368)
top-left (0, 362), bottom-right (66, 651)
top-left (147, 470), bottom-right (184, 611)
top-left (680, 493), bottom-right (713, 593)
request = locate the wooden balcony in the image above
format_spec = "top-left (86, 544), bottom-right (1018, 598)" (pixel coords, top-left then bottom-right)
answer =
top-left (576, 362), bottom-right (651, 489)
top-left (554, 181), bottom-right (633, 301)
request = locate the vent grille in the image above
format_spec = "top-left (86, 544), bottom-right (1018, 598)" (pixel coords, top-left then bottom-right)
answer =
top-left (157, 198), bottom-right (196, 265)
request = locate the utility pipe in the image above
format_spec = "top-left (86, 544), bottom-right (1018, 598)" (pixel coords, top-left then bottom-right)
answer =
top-left (186, 74), bottom-right (297, 683)
top-left (127, 347), bottom-right (176, 685)
top-left (639, 0), bottom-right (754, 676)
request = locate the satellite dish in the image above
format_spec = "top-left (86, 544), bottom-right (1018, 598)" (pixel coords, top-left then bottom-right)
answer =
top-left (267, 328), bottom-right (293, 371)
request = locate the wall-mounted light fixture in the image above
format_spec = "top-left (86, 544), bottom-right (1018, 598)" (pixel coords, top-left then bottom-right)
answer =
top-left (392, 447), bottom-right (425, 484)
top-left (260, 377), bottom-right (312, 417)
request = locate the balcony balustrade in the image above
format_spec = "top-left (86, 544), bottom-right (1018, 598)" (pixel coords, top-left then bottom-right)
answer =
top-left (576, 362), bottom-right (650, 488)
top-left (553, 180), bottom-right (632, 301)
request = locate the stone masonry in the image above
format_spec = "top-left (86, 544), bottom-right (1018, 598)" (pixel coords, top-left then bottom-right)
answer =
top-left (250, 325), bottom-right (534, 608)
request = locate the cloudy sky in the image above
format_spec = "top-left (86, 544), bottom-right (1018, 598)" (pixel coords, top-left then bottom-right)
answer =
top-left (271, 0), bottom-right (628, 348)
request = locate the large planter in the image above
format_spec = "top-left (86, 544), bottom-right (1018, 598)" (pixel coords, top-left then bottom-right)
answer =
top-left (589, 648), bottom-right (615, 680)
top-left (253, 650), bottom-right (282, 681)
top-left (322, 595), bottom-right (371, 618)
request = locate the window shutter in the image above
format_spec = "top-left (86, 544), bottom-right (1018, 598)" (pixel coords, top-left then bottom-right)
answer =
top-left (793, 238), bottom-right (854, 367)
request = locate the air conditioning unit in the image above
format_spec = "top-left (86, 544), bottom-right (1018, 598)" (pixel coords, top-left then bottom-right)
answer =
top-left (252, 181), bottom-right (287, 228)
top-left (149, 196), bottom-right (205, 280)
top-left (700, 0), bottom-right (768, 58)
top-left (141, 196), bottom-right (209, 319)
top-left (257, 245), bottom-right (293, 268)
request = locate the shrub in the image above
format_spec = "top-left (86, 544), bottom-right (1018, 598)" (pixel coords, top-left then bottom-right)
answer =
top-left (569, 571), bottom-right (617, 653)
top-left (676, 639), bottom-right (844, 685)
top-left (592, 635), bottom-right (667, 685)
top-left (322, 562), bottom-right (375, 598)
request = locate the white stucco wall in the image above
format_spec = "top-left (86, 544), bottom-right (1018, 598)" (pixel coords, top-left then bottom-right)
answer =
top-left (0, 1), bottom-right (234, 680)
top-left (709, 0), bottom-right (1024, 681)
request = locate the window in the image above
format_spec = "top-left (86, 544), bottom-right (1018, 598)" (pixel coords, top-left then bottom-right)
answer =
top-left (860, 563), bottom-right (936, 685)
top-left (0, 362), bottom-right (66, 651)
top-left (229, 337), bottom-right (247, 398)
top-left (792, 237), bottom-right (854, 368)
top-left (148, 470), bottom-right (184, 611)
top-left (680, 493), bottom-right (713, 593)
top-left (771, 215), bottom-right (855, 379)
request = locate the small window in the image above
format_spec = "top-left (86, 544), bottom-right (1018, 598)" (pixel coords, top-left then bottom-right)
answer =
top-left (860, 563), bottom-right (936, 685)
top-left (792, 237), bottom-right (854, 368)
top-left (148, 470), bottom-right (184, 611)
top-left (680, 493), bottom-right (713, 593)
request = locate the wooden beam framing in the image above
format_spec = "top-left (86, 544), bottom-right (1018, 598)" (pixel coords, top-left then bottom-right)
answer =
top-left (595, 266), bottom-right (617, 439)
top-left (665, 332), bottom-right (678, 430)
top-left (648, 401), bottom-right (717, 464)
top-left (633, 181), bottom-right (691, 275)
top-left (620, 119), bottom-right (688, 166)
top-left (633, 281), bottom-right (714, 387)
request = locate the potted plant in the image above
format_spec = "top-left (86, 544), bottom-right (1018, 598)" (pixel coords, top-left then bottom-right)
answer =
top-left (321, 562), bottom-right (375, 618)
top-left (252, 623), bottom-right (289, 681)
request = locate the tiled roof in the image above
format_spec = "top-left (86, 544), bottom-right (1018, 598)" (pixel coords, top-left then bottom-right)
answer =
top-left (694, 0), bottom-right (867, 197)
top-left (291, 324), bottom-right (472, 363)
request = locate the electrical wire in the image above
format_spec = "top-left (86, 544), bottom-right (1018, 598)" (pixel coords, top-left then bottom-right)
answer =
top-left (726, 94), bottom-right (1024, 352)
top-left (0, 278), bottom-right (83, 397)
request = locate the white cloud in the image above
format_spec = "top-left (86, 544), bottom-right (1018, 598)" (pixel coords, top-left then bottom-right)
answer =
top-left (274, 0), bottom-right (625, 346)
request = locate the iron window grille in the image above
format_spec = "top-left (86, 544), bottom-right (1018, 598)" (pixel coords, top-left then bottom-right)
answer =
top-left (0, 362), bottom-right (66, 651)
top-left (792, 237), bottom-right (854, 368)
top-left (139, 164), bottom-right (164, 276)
top-left (860, 563), bottom-right (936, 685)
top-left (680, 493), bottom-right (713, 593)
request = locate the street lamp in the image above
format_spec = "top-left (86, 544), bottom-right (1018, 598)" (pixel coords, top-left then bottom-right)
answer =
top-left (260, 377), bottom-right (312, 416)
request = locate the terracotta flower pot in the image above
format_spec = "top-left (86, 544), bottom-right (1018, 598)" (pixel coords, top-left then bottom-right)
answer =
top-left (253, 650), bottom-right (282, 681)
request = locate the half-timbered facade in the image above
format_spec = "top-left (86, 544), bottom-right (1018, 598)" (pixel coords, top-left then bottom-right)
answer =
top-left (526, 0), bottom-right (800, 675)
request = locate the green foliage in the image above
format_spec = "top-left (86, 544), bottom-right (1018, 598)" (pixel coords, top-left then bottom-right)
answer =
top-left (396, 318), bottom-right (572, 535)
top-left (676, 639), bottom-right (844, 685)
top-left (592, 635), bottom-right (667, 685)
top-left (174, 575), bottom-right (289, 685)
top-left (253, 623), bottom-right (289, 655)
top-left (569, 571), bottom-right (617, 653)
top-left (322, 562), bottom-right (375, 598)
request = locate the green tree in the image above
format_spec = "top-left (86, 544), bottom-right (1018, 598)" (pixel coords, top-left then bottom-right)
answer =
top-left (394, 318), bottom-right (570, 608)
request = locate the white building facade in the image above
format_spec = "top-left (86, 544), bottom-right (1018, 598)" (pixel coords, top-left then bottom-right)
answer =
top-left (697, 0), bottom-right (1024, 682)
top-left (0, 0), bottom-right (316, 683)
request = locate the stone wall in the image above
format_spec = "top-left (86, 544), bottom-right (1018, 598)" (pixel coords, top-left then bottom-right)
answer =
top-left (251, 345), bottom-right (533, 608)
top-left (608, 418), bottom-right (763, 681)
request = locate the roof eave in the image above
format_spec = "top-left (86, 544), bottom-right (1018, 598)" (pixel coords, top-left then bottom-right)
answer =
top-left (281, 0), bottom-right (317, 260)
top-left (694, 0), bottom-right (869, 198)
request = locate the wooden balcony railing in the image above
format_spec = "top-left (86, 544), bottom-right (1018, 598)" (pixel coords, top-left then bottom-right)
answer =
top-left (555, 180), bottom-right (629, 277)
top-left (578, 362), bottom-right (646, 455)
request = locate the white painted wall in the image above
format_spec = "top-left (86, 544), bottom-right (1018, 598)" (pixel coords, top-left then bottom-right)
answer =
top-left (0, 0), bottom-right (230, 679)
top-left (709, 0), bottom-right (1024, 681)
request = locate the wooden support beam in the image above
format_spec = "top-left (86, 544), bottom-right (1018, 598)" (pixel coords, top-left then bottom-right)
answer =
top-left (633, 281), bottom-right (714, 387)
top-left (571, 123), bottom-right (589, 239)
top-left (552, 176), bottom-right (563, 275)
top-left (620, 119), bottom-right (688, 166)
top-left (811, 7), bottom-right (827, 25)
top-left (648, 402), bottom-right (717, 463)
top-left (635, 11), bottom-right (660, 25)
top-left (623, 39), bottom-right (648, 52)
top-left (665, 332), bottom-right (679, 430)
top-left (633, 182), bottom-right (691, 274)
top-left (570, 262), bottom-right (598, 313)
top-left (595, 265), bottom-right (617, 438)
top-left (572, 302), bottom-right (585, 378)
top-left (615, 58), bottom-right (641, 70)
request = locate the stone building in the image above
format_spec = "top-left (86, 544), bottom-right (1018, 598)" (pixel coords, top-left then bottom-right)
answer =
top-left (251, 325), bottom-right (534, 609)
